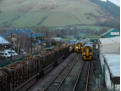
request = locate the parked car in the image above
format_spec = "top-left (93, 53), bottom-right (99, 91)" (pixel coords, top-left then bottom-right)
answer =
top-left (20, 49), bottom-right (27, 56)
top-left (0, 51), bottom-right (11, 58)
top-left (5, 49), bottom-right (18, 56)
top-left (0, 49), bottom-right (18, 58)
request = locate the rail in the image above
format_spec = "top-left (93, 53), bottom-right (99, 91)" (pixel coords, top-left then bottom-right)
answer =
top-left (44, 54), bottom-right (78, 91)
top-left (73, 62), bottom-right (86, 91)
top-left (73, 62), bottom-right (92, 91)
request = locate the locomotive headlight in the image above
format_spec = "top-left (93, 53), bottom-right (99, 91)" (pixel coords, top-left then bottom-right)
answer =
top-left (76, 47), bottom-right (78, 48)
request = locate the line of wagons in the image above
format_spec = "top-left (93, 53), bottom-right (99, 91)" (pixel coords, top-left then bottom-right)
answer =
top-left (0, 46), bottom-right (73, 91)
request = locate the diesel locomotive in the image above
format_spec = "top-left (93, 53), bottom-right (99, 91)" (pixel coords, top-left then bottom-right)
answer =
top-left (82, 43), bottom-right (93, 61)
top-left (75, 42), bottom-right (84, 53)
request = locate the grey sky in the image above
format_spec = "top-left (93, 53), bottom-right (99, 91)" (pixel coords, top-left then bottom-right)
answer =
top-left (101, 0), bottom-right (120, 6)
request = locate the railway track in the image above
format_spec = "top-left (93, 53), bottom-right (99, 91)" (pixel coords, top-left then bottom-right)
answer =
top-left (56, 61), bottom-right (93, 91)
top-left (73, 62), bottom-right (92, 91)
top-left (17, 52), bottom-right (72, 91)
top-left (44, 57), bottom-right (93, 91)
top-left (43, 54), bottom-right (81, 91)
top-left (28, 53), bottom-right (94, 91)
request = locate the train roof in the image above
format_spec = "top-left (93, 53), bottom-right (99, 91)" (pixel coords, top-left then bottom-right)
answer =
top-left (84, 43), bottom-right (93, 47)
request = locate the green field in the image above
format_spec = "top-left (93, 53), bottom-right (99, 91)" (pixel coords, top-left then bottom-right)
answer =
top-left (0, 0), bottom-right (118, 27)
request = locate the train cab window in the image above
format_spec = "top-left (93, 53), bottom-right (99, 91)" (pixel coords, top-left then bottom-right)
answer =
top-left (83, 47), bottom-right (92, 52)
top-left (83, 47), bottom-right (88, 52)
top-left (89, 48), bottom-right (92, 52)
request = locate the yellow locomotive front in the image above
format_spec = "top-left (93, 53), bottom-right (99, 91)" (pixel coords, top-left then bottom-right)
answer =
top-left (82, 44), bottom-right (93, 61)
top-left (75, 43), bottom-right (83, 53)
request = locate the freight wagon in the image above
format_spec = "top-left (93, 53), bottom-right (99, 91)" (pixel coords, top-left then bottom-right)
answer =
top-left (0, 46), bottom-right (72, 91)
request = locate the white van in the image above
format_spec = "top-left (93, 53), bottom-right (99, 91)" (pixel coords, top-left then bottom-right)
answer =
top-left (0, 51), bottom-right (11, 58)
top-left (0, 49), bottom-right (18, 58)
top-left (4, 49), bottom-right (18, 56)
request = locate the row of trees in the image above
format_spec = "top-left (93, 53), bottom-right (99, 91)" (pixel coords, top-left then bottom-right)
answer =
top-left (0, 25), bottom-right (118, 55)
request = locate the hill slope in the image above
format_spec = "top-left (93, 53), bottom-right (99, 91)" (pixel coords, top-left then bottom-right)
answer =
top-left (91, 0), bottom-right (120, 19)
top-left (0, 0), bottom-right (119, 27)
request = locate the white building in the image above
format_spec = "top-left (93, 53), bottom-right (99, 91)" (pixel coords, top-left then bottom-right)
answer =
top-left (99, 37), bottom-right (120, 91)
top-left (0, 36), bottom-right (9, 45)
top-left (0, 36), bottom-right (10, 50)
top-left (99, 37), bottom-right (120, 54)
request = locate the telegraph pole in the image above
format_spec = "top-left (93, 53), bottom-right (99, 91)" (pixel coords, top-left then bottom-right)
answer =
top-left (11, 33), bottom-right (13, 61)
top-left (31, 33), bottom-right (33, 54)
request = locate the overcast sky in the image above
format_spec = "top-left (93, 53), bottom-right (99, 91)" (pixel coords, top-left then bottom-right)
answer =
top-left (101, 0), bottom-right (120, 6)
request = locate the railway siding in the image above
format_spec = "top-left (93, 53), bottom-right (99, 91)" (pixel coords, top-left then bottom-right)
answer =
top-left (29, 53), bottom-right (76, 91)
top-left (29, 54), bottom-right (100, 91)
top-left (57, 55), bottom-right (83, 91)
top-left (45, 54), bottom-right (78, 91)
top-left (73, 62), bottom-right (92, 91)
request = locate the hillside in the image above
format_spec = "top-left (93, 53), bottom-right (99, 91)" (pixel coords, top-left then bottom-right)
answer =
top-left (91, 0), bottom-right (120, 19)
top-left (0, 0), bottom-right (119, 27)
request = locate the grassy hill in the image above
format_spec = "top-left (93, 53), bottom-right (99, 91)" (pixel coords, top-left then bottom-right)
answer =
top-left (0, 0), bottom-right (119, 27)
top-left (91, 0), bottom-right (120, 20)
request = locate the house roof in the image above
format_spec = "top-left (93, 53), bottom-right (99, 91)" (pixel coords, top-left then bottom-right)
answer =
top-left (99, 37), bottom-right (120, 54)
top-left (1, 28), bottom-right (44, 38)
top-left (104, 54), bottom-right (120, 77)
top-left (101, 28), bottom-right (120, 37)
top-left (99, 37), bottom-right (120, 44)
top-left (30, 33), bottom-right (45, 38)
top-left (0, 36), bottom-right (9, 44)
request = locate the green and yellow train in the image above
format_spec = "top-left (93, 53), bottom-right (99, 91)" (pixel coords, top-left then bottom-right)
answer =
top-left (82, 43), bottom-right (93, 61)
top-left (75, 42), bottom-right (84, 53)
